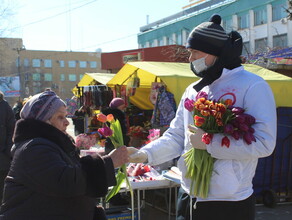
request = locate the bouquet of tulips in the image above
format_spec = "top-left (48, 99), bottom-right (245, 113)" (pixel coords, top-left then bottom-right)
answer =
top-left (184, 91), bottom-right (256, 198)
top-left (96, 113), bottom-right (133, 203)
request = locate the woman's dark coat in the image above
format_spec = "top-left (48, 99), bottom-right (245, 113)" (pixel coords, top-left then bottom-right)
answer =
top-left (0, 119), bottom-right (116, 220)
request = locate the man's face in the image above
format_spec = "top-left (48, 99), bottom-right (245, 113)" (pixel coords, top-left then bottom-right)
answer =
top-left (47, 106), bottom-right (69, 133)
top-left (188, 49), bottom-right (217, 66)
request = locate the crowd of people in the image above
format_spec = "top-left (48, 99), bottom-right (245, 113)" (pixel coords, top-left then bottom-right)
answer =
top-left (0, 14), bottom-right (277, 220)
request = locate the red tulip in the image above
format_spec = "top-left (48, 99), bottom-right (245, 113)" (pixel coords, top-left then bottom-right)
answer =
top-left (194, 115), bottom-right (205, 127)
top-left (202, 133), bottom-right (213, 144)
top-left (224, 123), bottom-right (234, 134)
top-left (221, 136), bottom-right (230, 148)
top-left (243, 132), bottom-right (256, 145)
top-left (231, 130), bottom-right (241, 140)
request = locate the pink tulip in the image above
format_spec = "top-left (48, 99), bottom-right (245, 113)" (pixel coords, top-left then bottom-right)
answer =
top-left (184, 98), bottom-right (194, 112)
top-left (98, 126), bottom-right (113, 137)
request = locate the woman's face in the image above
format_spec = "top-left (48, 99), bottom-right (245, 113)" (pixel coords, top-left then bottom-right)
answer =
top-left (47, 106), bottom-right (69, 133)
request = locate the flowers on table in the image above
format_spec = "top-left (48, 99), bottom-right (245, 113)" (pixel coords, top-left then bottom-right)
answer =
top-left (128, 126), bottom-right (146, 138)
top-left (75, 133), bottom-right (97, 150)
top-left (183, 91), bottom-right (256, 198)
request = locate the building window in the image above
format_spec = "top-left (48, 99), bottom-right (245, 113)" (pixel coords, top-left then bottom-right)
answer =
top-left (68, 74), bottom-right (77, 81)
top-left (60, 74), bottom-right (65, 81)
top-left (254, 8), bottom-right (267, 25)
top-left (44, 59), bottom-right (52, 68)
top-left (90, 61), bottom-right (97, 68)
top-left (79, 61), bottom-right (87, 68)
top-left (32, 59), bottom-right (41, 67)
top-left (272, 3), bottom-right (287, 21)
top-left (242, 42), bottom-right (250, 56)
top-left (68, 60), bottom-right (76, 68)
top-left (165, 37), bottom-right (169, 45)
top-left (79, 74), bottom-right (84, 80)
top-left (238, 13), bottom-right (249, 29)
top-left (273, 34), bottom-right (287, 48)
top-left (24, 73), bottom-right (29, 81)
top-left (176, 32), bottom-right (182, 45)
top-left (44, 73), bottom-right (52, 81)
top-left (15, 58), bottom-right (20, 67)
top-left (158, 38), bottom-right (163, 46)
top-left (24, 58), bottom-right (30, 67)
top-left (255, 38), bottom-right (268, 53)
top-left (223, 18), bottom-right (233, 32)
top-left (32, 73), bottom-right (41, 81)
top-left (59, 60), bottom-right (65, 67)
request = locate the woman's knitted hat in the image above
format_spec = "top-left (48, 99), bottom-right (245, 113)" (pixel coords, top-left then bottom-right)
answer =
top-left (20, 90), bottom-right (66, 122)
top-left (109, 98), bottom-right (125, 109)
top-left (186, 14), bottom-right (228, 56)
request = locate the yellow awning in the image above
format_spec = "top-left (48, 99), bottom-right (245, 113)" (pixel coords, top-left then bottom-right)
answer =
top-left (106, 62), bottom-right (292, 110)
top-left (72, 73), bottom-right (115, 96)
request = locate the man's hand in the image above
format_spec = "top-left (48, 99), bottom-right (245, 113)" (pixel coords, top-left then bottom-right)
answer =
top-left (109, 146), bottom-right (129, 168)
top-left (127, 147), bottom-right (148, 163)
top-left (187, 125), bottom-right (206, 150)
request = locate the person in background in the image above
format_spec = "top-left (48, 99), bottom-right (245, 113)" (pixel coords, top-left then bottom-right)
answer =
top-left (0, 91), bottom-right (15, 205)
top-left (72, 105), bottom-right (88, 136)
top-left (102, 97), bottom-right (130, 155)
top-left (128, 14), bottom-right (277, 220)
top-left (0, 90), bottom-right (129, 220)
top-left (12, 100), bottom-right (23, 121)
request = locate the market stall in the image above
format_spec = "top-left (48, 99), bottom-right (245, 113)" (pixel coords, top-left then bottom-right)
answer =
top-left (106, 61), bottom-right (292, 109)
top-left (70, 73), bottom-right (115, 136)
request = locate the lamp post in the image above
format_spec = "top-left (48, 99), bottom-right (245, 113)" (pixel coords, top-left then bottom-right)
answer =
top-left (13, 45), bottom-right (26, 99)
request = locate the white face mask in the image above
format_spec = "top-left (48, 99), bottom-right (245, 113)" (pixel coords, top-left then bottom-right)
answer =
top-left (191, 55), bottom-right (208, 73)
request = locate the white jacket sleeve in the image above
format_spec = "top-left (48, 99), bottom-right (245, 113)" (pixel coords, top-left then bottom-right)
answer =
top-left (141, 96), bottom-right (187, 166)
top-left (207, 80), bottom-right (277, 160)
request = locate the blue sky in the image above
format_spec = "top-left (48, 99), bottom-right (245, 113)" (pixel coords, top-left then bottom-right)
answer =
top-left (10, 0), bottom-right (190, 52)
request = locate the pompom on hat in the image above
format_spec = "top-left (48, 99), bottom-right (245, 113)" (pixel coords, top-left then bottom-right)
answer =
top-left (20, 90), bottom-right (66, 122)
top-left (109, 98), bottom-right (125, 109)
top-left (186, 14), bottom-right (228, 56)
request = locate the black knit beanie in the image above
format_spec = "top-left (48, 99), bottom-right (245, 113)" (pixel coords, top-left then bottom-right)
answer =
top-left (186, 14), bottom-right (228, 56)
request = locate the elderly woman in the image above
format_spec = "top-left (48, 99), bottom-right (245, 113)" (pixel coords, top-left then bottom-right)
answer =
top-left (0, 90), bottom-right (129, 220)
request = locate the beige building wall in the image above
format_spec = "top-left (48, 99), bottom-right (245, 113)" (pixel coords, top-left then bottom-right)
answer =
top-left (0, 38), bottom-right (106, 104)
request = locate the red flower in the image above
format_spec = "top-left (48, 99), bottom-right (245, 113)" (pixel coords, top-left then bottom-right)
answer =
top-left (202, 133), bottom-right (213, 144)
top-left (194, 115), bottom-right (205, 127)
top-left (243, 132), bottom-right (256, 145)
top-left (98, 126), bottom-right (113, 137)
top-left (221, 136), bottom-right (230, 148)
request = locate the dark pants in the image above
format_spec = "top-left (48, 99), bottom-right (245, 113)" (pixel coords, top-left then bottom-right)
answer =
top-left (177, 187), bottom-right (255, 220)
top-left (0, 171), bottom-right (8, 205)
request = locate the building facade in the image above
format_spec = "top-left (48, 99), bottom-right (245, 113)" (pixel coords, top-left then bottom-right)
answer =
top-left (138, 0), bottom-right (291, 56)
top-left (0, 38), bottom-right (105, 104)
top-left (101, 45), bottom-right (188, 72)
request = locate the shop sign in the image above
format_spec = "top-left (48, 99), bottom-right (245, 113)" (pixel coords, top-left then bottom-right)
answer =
top-left (122, 52), bottom-right (143, 64)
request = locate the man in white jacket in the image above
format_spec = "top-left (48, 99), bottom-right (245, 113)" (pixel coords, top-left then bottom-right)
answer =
top-left (128, 14), bottom-right (277, 220)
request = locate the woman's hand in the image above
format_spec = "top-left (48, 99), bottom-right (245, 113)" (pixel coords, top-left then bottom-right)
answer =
top-left (109, 146), bottom-right (129, 168)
